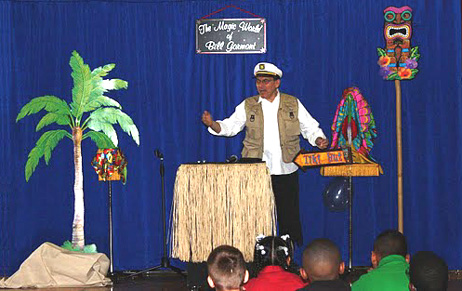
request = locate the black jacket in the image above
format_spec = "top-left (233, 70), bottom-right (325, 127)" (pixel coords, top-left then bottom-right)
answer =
top-left (297, 279), bottom-right (351, 291)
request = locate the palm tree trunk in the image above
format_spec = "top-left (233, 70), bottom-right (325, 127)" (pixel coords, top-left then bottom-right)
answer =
top-left (72, 127), bottom-right (85, 250)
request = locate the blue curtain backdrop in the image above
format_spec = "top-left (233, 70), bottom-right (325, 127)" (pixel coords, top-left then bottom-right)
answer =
top-left (1, 0), bottom-right (461, 275)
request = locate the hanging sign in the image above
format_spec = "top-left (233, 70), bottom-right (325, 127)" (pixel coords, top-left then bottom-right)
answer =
top-left (196, 18), bottom-right (266, 54)
top-left (293, 148), bottom-right (352, 171)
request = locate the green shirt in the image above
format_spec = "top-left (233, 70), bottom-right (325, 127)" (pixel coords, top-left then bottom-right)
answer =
top-left (352, 255), bottom-right (409, 291)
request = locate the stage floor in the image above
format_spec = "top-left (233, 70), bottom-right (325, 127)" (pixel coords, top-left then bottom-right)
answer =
top-left (2, 270), bottom-right (462, 291)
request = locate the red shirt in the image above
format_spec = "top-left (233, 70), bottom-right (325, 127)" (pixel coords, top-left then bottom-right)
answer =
top-left (244, 265), bottom-right (307, 291)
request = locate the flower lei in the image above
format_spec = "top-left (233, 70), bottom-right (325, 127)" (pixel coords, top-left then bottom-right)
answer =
top-left (377, 46), bottom-right (420, 80)
top-left (91, 148), bottom-right (128, 184)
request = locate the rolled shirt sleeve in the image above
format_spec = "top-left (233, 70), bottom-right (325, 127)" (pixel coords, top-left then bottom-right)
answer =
top-left (208, 101), bottom-right (247, 137)
top-left (298, 99), bottom-right (326, 146)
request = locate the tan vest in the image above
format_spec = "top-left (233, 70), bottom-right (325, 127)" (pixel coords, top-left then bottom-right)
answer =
top-left (241, 93), bottom-right (300, 163)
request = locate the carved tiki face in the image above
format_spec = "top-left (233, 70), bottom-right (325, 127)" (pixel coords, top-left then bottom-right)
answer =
top-left (383, 6), bottom-right (413, 72)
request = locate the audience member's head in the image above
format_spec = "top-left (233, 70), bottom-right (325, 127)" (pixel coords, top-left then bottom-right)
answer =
top-left (253, 235), bottom-right (294, 272)
top-left (300, 238), bottom-right (345, 282)
top-left (206, 245), bottom-right (248, 291)
top-left (372, 229), bottom-right (409, 268)
top-left (409, 251), bottom-right (448, 291)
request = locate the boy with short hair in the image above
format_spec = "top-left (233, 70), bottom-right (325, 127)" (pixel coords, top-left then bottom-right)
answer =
top-left (409, 251), bottom-right (448, 291)
top-left (297, 238), bottom-right (350, 291)
top-left (352, 230), bottom-right (410, 291)
top-left (206, 245), bottom-right (249, 291)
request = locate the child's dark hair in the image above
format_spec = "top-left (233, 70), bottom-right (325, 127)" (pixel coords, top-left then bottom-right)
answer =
top-left (253, 235), bottom-right (294, 273)
top-left (409, 251), bottom-right (448, 291)
top-left (373, 229), bottom-right (407, 259)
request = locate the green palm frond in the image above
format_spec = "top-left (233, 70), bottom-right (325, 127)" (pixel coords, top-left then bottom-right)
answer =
top-left (83, 78), bottom-right (127, 114)
top-left (81, 64), bottom-right (126, 115)
top-left (87, 66), bottom-right (115, 109)
top-left (92, 63), bottom-right (116, 78)
top-left (86, 107), bottom-right (140, 146)
top-left (83, 131), bottom-right (116, 149)
top-left (101, 79), bottom-right (128, 90)
top-left (36, 112), bottom-right (72, 131)
top-left (16, 96), bottom-right (71, 122)
top-left (80, 72), bottom-right (111, 115)
top-left (83, 96), bottom-right (122, 113)
top-left (69, 51), bottom-right (92, 120)
top-left (25, 129), bottom-right (71, 181)
top-left (88, 81), bottom-right (105, 105)
top-left (86, 119), bottom-right (119, 146)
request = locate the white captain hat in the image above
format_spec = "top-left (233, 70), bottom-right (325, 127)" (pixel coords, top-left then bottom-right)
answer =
top-left (254, 62), bottom-right (283, 78)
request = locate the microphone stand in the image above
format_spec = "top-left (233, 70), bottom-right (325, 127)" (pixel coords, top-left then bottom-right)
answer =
top-left (108, 180), bottom-right (114, 275)
top-left (346, 108), bottom-right (354, 272)
top-left (128, 150), bottom-right (185, 278)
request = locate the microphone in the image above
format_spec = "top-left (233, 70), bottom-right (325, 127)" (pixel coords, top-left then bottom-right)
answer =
top-left (154, 149), bottom-right (164, 160)
top-left (226, 155), bottom-right (238, 163)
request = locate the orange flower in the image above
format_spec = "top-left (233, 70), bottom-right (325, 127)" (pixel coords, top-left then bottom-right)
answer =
top-left (378, 56), bottom-right (390, 67)
top-left (398, 68), bottom-right (412, 79)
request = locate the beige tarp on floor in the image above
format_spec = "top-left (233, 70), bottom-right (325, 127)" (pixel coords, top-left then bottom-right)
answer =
top-left (0, 242), bottom-right (111, 288)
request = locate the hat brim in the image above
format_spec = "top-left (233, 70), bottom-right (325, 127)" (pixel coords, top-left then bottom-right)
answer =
top-left (255, 71), bottom-right (280, 77)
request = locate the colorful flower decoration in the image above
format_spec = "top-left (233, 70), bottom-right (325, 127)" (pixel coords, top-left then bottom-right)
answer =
top-left (91, 148), bottom-right (128, 184)
top-left (330, 87), bottom-right (377, 159)
top-left (398, 68), bottom-right (412, 79)
top-left (377, 56), bottom-right (391, 67)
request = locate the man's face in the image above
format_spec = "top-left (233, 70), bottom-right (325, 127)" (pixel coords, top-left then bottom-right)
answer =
top-left (255, 76), bottom-right (280, 100)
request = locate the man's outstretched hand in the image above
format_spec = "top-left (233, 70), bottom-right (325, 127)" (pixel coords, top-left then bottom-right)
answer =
top-left (201, 110), bottom-right (221, 133)
top-left (201, 110), bottom-right (213, 127)
top-left (315, 137), bottom-right (329, 149)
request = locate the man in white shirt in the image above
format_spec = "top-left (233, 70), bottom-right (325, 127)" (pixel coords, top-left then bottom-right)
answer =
top-left (201, 62), bottom-right (328, 245)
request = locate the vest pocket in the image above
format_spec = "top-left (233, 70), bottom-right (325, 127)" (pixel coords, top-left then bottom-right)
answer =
top-left (280, 108), bottom-right (300, 162)
top-left (283, 144), bottom-right (300, 162)
top-left (242, 126), bottom-right (263, 159)
top-left (246, 126), bottom-right (262, 140)
top-left (281, 113), bottom-right (300, 136)
top-left (245, 110), bottom-right (263, 140)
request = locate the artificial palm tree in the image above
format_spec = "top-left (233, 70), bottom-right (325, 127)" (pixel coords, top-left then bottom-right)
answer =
top-left (16, 51), bottom-right (140, 250)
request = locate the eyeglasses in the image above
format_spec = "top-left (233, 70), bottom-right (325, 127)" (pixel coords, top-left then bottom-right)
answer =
top-left (256, 79), bottom-right (274, 85)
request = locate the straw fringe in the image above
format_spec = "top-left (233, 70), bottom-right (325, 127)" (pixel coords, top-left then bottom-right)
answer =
top-left (170, 163), bottom-right (276, 262)
top-left (320, 163), bottom-right (383, 176)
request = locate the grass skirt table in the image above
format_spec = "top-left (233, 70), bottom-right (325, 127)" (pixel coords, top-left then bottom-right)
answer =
top-left (170, 163), bottom-right (277, 262)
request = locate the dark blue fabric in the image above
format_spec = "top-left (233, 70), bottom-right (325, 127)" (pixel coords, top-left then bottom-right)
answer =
top-left (1, 0), bottom-right (461, 275)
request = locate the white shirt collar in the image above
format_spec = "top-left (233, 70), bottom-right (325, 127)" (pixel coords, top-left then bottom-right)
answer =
top-left (258, 90), bottom-right (280, 103)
